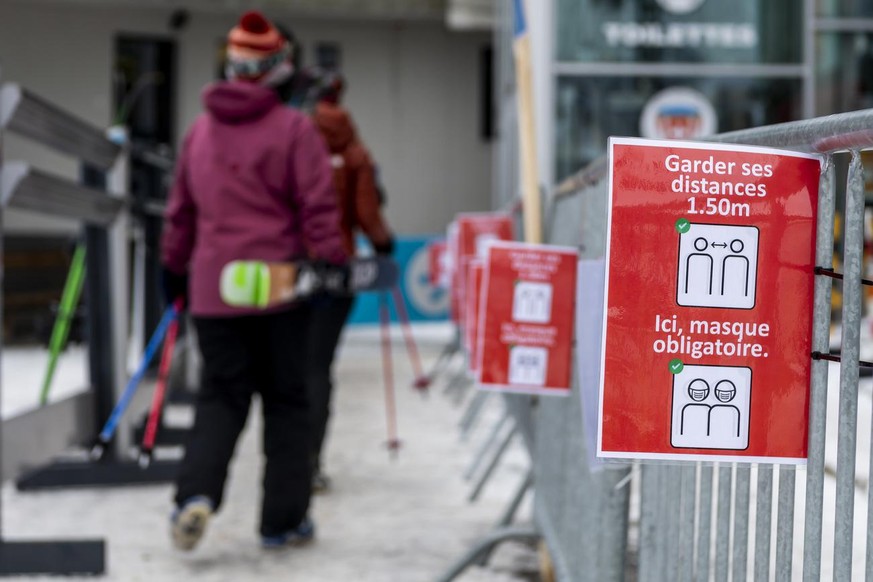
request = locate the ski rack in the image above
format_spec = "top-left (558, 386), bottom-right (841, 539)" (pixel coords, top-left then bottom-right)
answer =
top-left (0, 81), bottom-right (177, 575)
top-left (2, 84), bottom-right (181, 490)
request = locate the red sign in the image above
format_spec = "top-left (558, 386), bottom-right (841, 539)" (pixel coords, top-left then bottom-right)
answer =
top-left (478, 241), bottom-right (578, 395)
top-left (455, 213), bottom-right (515, 328)
top-left (598, 137), bottom-right (820, 464)
top-left (428, 240), bottom-right (449, 288)
top-left (457, 212), bottom-right (515, 261)
top-left (465, 261), bottom-right (484, 372)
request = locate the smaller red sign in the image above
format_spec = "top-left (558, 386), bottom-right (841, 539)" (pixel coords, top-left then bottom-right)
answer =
top-left (465, 261), bottom-right (484, 372)
top-left (457, 213), bottom-right (515, 261)
top-left (455, 213), bottom-right (515, 328)
top-left (447, 222), bottom-right (461, 324)
top-left (477, 241), bottom-right (578, 395)
top-left (428, 240), bottom-right (449, 288)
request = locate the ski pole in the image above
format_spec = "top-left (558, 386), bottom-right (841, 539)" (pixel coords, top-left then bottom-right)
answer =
top-left (39, 243), bottom-right (87, 406)
top-left (90, 303), bottom-right (179, 460)
top-left (389, 286), bottom-right (429, 391)
top-left (379, 293), bottom-right (401, 457)
top-left (138, 298), bottom-right (183, 468)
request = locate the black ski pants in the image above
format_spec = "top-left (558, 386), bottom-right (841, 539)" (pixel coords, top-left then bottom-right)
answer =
top-left (306, 295), bottom-right (355, 471)
top-left (174, 306), bottom-right (312, 538)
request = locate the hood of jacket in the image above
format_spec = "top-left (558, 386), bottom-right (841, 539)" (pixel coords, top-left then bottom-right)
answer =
top-left (313, 102), bottom-right (356, 153)
top-left (203, 81), bottom-right (280, 124)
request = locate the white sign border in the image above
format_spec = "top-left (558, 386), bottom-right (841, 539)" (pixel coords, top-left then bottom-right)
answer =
top-left (597, 136), bottom-right (821, 464)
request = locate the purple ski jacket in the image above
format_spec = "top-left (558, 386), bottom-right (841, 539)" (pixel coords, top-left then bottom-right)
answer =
top-left (161, 81), bottom-right (347, 316)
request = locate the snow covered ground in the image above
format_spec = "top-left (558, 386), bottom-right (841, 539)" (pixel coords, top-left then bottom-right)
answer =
top-left (5, 320), bottom-right (873, 580)
top-left (1, 344), bottom-right (88, 419)
top-left (1, 323), bottom-right (537, 581)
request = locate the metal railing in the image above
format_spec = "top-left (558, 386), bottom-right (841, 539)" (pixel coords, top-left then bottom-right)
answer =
top-left (537, 108), bottom-right (873, 581)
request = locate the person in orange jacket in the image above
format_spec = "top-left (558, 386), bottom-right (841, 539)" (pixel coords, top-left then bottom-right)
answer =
top-left (307, 70), bottom-right (395, 491)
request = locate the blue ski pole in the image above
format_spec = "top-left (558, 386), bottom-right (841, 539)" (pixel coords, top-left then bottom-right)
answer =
top-left (90, 303), bottom-right (179, 460)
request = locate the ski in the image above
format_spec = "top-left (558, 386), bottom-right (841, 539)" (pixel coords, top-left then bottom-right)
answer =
top-left (220, 256), bottom-right (398, 309)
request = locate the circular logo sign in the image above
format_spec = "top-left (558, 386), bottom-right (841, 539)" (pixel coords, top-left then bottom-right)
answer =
top-left (655, 0), bottom-right (706, 14)
top-left (405, 246), bottom-right (449, 318)
top-left (640, 87), bottom-right (717, 140)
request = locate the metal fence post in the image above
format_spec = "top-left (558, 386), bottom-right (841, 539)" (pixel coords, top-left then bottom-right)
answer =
top-left (639, 464), bottom-right (660, 582)
top-left (733, 466), bottom-right (752, 582)
top-left (715, 464), bottom-right (733, 582)
top-left (665, 468), bottom-right (683, 581)
top-left (754, 466), bottom-right (773, 581)
top-left (697, 465), bottom-right (714, 582)
top-left (833, 150), bottom-right (865, 582)
top-left (596, 468), bottom-right (632, 582)
top-left (464, 409), bottom-right (510, 481)
top-left (775, 466), bottom-right (796, 582)
top-left (679, 464), bottom-right (696, 582)
top-left (653, 465), bottom-right (669, 582)
top-left (803, 155), bottom-right (834, 582)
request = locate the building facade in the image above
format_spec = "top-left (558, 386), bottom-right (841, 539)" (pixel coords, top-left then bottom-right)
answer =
top-left (495, 0), bottom-right (873, 206)
top-left (0, 0), bottom-right (494, 236)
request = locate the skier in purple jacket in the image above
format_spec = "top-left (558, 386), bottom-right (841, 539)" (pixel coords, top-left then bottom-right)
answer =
top-left (161, 11), bottom-right (347, 551)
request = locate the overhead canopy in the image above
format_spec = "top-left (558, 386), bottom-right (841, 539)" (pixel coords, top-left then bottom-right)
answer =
top-left (2, 0), bottom-right (458, 22)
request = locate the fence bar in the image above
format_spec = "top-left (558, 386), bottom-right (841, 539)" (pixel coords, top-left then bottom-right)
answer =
top-left (468, 424), bottom-right (516, 502)
top-left (833, 150), bottom-right (865, 582)
top-left (733, 466), bottom-right (751, 582)
top-left (775, 467), bottom-right (796, 581)
top-left (653, 465), bottom-right (669, 582)
top-left (638, 464), bottom-right (659, 582)
top-left (863, 156), bottom-right (873, 580)
top-left (715, 464), bottom-right (733, 582)
top-left (597, 468), bottom-right (632, 582)
top-left (754, 466), bottom-right (773, 581)
top-left (865, 330), bottom-right (873, 579)
top-left (464, 410), bottom-right (510, 481)
top-left (679, 464), bottom-right (696, 582)
top-left (665, 468), bottom-right (683, 581)
top-left (459, 391), bottom-right (489, 438)
top-left (804, 155), bottom-right (835, 582)
top-left (710, 109), bottom-right (873, 153)
top-left (697, 465), bottom-right (714, 582)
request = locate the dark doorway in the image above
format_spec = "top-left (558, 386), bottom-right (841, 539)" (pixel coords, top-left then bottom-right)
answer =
top-left (114, 36), bottom-right (175, 142)
top-left (113, 36), bottom-right (176, 346)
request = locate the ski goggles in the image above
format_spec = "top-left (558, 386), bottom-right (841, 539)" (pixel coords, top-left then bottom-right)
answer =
top-left (225, 43), bottom-right (292, 80)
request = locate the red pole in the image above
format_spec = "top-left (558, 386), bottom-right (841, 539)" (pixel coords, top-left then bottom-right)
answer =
top-left (379, 293), bottom-right (401, 456)
top-left (138, 299), bottom-right (183, 467)
top-left (390, 287), bottom-right (430, 391)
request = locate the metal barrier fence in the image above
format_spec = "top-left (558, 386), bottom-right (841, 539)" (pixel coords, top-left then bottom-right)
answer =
top-left (536, 109), bottom-right (873, 581)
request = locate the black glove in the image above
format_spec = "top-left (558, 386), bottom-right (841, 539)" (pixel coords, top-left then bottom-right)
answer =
top-left (318, 261), bottom-right (351, 295)
top-left (161, 267), bottom-right (188, 310)
top-left (373, 237), bottom-right (395, 256)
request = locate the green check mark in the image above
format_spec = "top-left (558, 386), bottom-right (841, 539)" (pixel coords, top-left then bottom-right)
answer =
top-left (669, 359), bottom-right (684, 375)
top-left (675, 218), bottom-right (691, 234)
